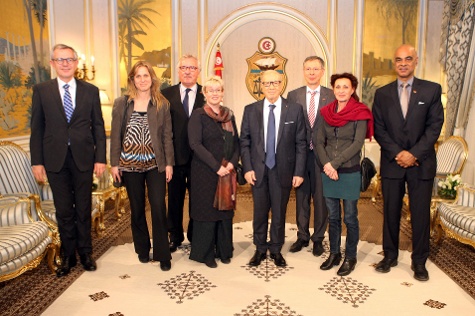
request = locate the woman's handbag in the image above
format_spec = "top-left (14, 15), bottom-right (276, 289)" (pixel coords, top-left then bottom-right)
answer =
top-left (360, 157), bottom-right (376, 192)
top-left (235, 163), bottom-right (247, 185)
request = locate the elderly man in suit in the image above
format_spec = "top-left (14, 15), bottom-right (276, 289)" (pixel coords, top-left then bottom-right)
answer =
top-left (287, 56), bottom-right (335, 256)
top-left (162, 55), bottom-right (205, 252)
top-left (30, 43), bottom-right (107, 277)
top-left (372, 44), bottom-right (444, 281)
top-left (241, 70), bottom-right (306, 267)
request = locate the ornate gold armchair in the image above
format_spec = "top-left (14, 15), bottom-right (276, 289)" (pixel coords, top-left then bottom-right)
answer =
top-left (0, 195), bottom-right (56, 281)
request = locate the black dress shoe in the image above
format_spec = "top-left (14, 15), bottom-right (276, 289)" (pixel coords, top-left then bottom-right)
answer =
top-left (375, 257), bottom-right (398, 273)
top-left (248, 251), bottom-right (266, 266)
top-left (205, 259), bottom-right (218, 268)
top-left (160, 260), bottom-right (172, 271)
top-left (320, 253), bottom-right (342, 270)
top-left (79, 254), bottom-right (97, 271)
top-left (289, 239), bottom-right (309, 253)
top-left (312, 241), bottom-right (324, 257)
top-left (169, 241), bottom-right (182, 253)
top-left (221, 258), bottom-right (231, 264)
top-left (411, 263), bottom-right (429, 281)
top-left (337, 258), bottom-right (357, 276)
top-left (270, 253), bottom-right (287, 267)
top-left (138, 254), bottom-right (150, 263)
top-left (56, 255), bottom-right (77, 277)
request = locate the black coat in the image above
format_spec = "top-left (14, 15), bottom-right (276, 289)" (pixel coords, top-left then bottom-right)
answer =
top-left (188, 108), bottom-right (240, 221)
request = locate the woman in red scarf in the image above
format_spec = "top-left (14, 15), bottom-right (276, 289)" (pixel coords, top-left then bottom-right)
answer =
top-left (315, 73), bottom-right (373, 276)
top-left (188, 76), bottom-right (240, 268)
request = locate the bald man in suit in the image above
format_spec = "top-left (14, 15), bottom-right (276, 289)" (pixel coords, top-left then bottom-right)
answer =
top-left (287, 56), bottom-right (335, 256)
top-left (30, 43), bottom-right (106, 277)
top-left (372, 44), bottom-right (443, 281)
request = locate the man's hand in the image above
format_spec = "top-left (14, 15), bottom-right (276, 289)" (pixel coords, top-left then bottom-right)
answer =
top-left (165, 165), bottom-right (173, 183)
top-left (32, 165), bottom-right (47, 183)
top-left (292, 176), bottom-right (304, 188)
top-left (245, 170), bottom-right (256, 185)
top-left (94, 163), bottom-right (106, 178)
top-left (395, 150), bottom-right (418, 168)
top-left (110, 166), bottom-right (121, 183)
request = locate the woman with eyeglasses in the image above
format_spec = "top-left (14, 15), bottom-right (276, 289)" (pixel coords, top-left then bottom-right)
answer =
top-left (188, 76), bottom-right (240, 268)
top-left (315, 73), bottom-right (373, 276)
top-left (110, 61), bottom-right (174, 271)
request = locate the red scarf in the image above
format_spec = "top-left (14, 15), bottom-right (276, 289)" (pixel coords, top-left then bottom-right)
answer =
top-left (320, 98), bottom-right (374, 139)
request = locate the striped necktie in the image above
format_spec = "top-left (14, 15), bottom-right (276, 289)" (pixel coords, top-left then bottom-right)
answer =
top-left (63, 84), bottom-right (74, 122)
top-left (308, 91), bottom-right (317, 149)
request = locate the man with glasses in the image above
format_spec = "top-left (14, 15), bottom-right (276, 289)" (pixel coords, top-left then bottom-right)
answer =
top-left (30, 44), bottom-right (106, 277)
top-left (241, 70), bottom-right (306, 267)
top-left (287, 56), bottom-right (335, 256)
top-left (162, 55), bottom-right (205, 252)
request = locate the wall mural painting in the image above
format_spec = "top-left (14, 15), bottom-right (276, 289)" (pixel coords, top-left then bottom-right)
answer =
top-left (118, 0), bottom-right (172, 94)
top-left (0, 0), bottom-right (50, 138)
top-left (362, 0), bottom-right (419, 107)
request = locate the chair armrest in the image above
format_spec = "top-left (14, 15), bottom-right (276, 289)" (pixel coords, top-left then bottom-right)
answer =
top-left (38, 182), bottom-right (54, 201)
top-left (0, 196), bottom-right (35, 226)
top-left (455, 183), bottom-right (475, 207)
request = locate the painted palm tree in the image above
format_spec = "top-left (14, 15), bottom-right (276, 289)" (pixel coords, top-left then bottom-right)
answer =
top-left (22, 0), bottom-right (40, 84)
top-left (31, 0), bottom-right (48, 68)
top-left (118, 0), bottom-right (159, 72)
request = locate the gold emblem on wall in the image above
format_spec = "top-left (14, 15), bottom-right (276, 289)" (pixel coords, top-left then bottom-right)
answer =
top-left (245, 37), bottom-right (287, 100)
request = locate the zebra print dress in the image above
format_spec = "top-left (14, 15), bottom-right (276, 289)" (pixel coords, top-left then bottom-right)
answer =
top-left (119, 111), bottom-right (157, 172)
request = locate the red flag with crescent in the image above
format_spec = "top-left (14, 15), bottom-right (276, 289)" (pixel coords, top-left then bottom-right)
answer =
top-left (214, 46), bottom-right (224, 78)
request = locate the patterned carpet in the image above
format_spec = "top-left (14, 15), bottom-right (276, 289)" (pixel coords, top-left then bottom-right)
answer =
top-left (0, 189), bottom-right (474, 315)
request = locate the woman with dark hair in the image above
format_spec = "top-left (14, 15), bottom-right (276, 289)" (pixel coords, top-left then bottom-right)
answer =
top-left (110, 61), bottom-right (174, 271)
top-left (188, 76), bottom-right (239, 268)
top-left (315, 72), bottom-right (373, 276)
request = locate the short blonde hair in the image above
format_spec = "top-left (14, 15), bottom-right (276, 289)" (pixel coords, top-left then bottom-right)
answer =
top-left (202, 76), bottom-right (224, 93)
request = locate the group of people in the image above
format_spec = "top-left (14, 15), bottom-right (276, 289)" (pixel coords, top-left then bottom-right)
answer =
top-left (30, 43), bottom-right (443, 282)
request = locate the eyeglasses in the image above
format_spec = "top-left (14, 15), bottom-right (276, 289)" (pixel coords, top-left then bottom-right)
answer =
top-left (305, 67), bottom-right (323, 72)
top-left (179, 66), bottom-right (199, 72)
top-left (51, 58), bottom-right (77, 64)
top-left (261, 81), bottom-right (281, 87)
top-left (207, 89), bottom-right (222, 94)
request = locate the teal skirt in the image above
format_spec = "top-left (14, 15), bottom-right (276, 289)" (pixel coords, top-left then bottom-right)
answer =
top-left (321, 172), bottom-right (361, 200)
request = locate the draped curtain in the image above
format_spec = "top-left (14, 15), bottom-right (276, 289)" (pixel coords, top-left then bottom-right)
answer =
top-left (440, 0), bottom-right (475, 138)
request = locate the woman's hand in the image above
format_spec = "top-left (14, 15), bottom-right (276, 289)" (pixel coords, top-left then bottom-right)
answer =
top-left (217, 165), bottom-right (230, 177)
top-left (323, 162), bottom-right (339, 181)
top-left (165, 166), bottom-right (173, 183)
top-left (225, 162), bottom-right (234, 171)
top-left (111, 166), bottom-right (121, 183)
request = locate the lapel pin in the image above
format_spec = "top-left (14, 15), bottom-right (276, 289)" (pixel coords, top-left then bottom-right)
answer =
top-left (413, 90), bottom-right (417, 94)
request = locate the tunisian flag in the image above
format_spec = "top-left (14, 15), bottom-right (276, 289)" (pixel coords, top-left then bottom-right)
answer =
top-left (214, 44), bottom-right (224, 78)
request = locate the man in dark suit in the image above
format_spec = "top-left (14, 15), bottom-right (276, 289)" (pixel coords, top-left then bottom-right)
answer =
top-left (372, 44), bottom-right (444, 281)
top-left (287, 56), bottom-right (335, 256)
top-left (162, 55), bottom-right (205, 252)
top-left (241, 70), bottom-right (306, 267)
top-left (30, 44), bottom-right (106, 277)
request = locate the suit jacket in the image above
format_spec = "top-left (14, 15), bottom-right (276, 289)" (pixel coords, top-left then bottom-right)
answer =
top-left (287, 85), bottom-right (335, 161)
top-left (30, 78), bottom-right (106, 172)
top-left (372, 77), bottom-right (444, 179)
top-left (240, 97), bottom-right (307, 188)
top-left (161, 83), bottom-right (205, 166)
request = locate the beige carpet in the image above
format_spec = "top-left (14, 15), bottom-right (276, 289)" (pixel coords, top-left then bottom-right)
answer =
top-left (43, 221), bottom-right (474, 315)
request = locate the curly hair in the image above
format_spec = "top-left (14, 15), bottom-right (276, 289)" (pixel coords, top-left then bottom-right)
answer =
top-left (330, 72), bottom-right (360, 102)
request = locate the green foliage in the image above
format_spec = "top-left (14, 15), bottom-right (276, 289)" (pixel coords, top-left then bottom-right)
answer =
top-left (25, 64), bottom-right (51, 88)
top-left (362, 73), bottom-right (380, 108)
top-left (0, 61), bottom-right (23, 91)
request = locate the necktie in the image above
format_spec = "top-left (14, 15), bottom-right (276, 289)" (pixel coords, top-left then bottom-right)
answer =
top-left (265, 104), bottom-right (276, 169)
top-left (63, 84), bottom-right (74, 122)
top-left (183, 88), bottom-right (191, 117)
top-left (400, 83), bottom-right (409, 118)
top-left (308, 91), bottom-right (317, 150)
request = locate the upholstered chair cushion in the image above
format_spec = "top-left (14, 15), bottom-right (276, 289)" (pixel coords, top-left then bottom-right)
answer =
top-left (436, 136), bottom-right (468, 175)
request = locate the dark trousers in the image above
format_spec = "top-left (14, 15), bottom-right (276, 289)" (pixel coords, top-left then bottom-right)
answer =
top-left (189, 219), bottom-right (233, 263)
top-left (382, 174), bottom-right (432, 264)
top-left (295, 151), bottom-right (328, 242)
top-left (47, 148), bottom-right (93, 257)
top-left (167, 163), bottom-right (193, 243)
top-left (252, 167), bottom-right (291, 254)
top-left (123, 169), bottom-right (171, 261)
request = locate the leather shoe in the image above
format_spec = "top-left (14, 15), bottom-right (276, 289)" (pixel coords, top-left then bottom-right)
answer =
top-left (312, 241), bottom-right (324, 257)
top-left (169, 241), bottom-right (181, 253)
top-left (411, 263), bottom-right (429, 281)
top-left (375, 257), bottom-right (397, 273)
top-left (270, 252), bottom-right (287, 267)
top-left (320, 253), bottom-right (342, 270)
top-left (138, 254), bottom-right (150, 263)
top-left (56, 255), bottom-right (77, 277)
top-left (248, 250), bottom-right (266, 266)
top-left (80, 254), bottom-right (97, 271)
top-left (160, 260), bottom-right (172, 271)
top-left (221, 258), bottom-right (231, 264)
top-left (337, 258), bottom-right (357, 276)
top-left (205, 259), bottom-right (218, 268)
top-left (289, 239), bottom-right (309, 253)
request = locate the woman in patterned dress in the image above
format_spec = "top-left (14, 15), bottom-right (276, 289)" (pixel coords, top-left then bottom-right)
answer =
top-left (110, 61), bottom-right (174, 271)
top-left (188, 76), bottom-right (240, 268)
